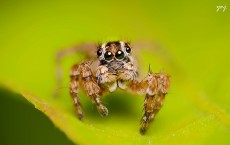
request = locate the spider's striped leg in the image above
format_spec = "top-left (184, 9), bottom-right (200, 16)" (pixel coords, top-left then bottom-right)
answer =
top-left (82, 76), bottom-right (108, 117)
top-left (70, 64), bottom-right (83, 120)
top-left (140, 73), bottom-right (170, 134)
top-left (70, 61), bottom-right (108, 118)
top-left (140, 93), bottom-right (166, 134)
top-left (130, 72), bottom-right (170, 134)
top-left (54, 43), bottom-right (96, 97)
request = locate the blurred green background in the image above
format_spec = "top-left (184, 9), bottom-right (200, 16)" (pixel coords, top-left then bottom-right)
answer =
top-left (0, 0), bottom-right (230, 145)
top-left (0, 87), bottom-right (74, 145)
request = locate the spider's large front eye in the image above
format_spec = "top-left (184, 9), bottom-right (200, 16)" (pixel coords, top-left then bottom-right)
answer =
top-left (115, 50), bottom-right (124, 59)
top-left (97, 49), bottom-right (102, 56)
top-left (126, 47), bottom-right (131, 53)
top-left (104, 51), bottom-right (113, 60)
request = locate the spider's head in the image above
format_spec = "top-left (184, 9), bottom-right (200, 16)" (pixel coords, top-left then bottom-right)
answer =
top-left (96, 41), bottom-right (132, 68)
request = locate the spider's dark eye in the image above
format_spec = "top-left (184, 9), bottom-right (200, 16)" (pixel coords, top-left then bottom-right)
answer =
top-left (97, 49), bottom-right (102, 56)
top-left (104, 51), bottom-right (113, 60)
top-left (126, 47), bottom-right (131, 53)
top-left (115, 50), bottom-right (124, 59)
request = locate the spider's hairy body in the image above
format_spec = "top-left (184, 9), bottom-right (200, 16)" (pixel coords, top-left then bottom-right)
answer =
top-left (56, 40), bottom-right (170, 134)
top-left (96, 41), bottom-right (137, 92)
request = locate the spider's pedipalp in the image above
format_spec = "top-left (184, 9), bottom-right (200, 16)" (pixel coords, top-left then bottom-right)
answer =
top-left (96, 65), bottom-right (118, 92)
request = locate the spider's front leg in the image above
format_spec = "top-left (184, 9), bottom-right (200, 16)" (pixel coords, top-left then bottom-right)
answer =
top-left (70, 61), bottom-right (108, 119)
top-left (55, 43), bottom-right (96, 97)
top-left (131, 72), bottom-right (170, 134)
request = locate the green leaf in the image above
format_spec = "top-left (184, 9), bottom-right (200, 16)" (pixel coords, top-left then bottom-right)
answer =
top-left (0, 0), bottom-right (230, 145)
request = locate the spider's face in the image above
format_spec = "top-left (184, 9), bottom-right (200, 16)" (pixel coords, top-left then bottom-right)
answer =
top-left (96, 41), bottom-right (132, 68)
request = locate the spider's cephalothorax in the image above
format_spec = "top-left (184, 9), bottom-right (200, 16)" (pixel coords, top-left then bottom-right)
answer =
top-left (96, 41), bottom-right (137, 92)
top-left (56, 41), bottom-right (170, 134)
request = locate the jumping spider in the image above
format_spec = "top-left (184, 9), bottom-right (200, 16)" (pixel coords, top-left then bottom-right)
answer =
top-left (56, 41), bottom-right (170, 134)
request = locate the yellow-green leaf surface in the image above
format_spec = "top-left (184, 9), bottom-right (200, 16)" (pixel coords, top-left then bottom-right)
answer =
top-left (0, 0), bottom-right (230, 145)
